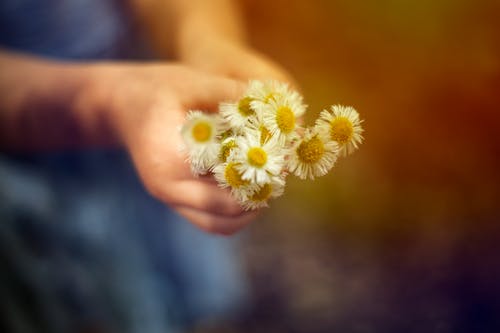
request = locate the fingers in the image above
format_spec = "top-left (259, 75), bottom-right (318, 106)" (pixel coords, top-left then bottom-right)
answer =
top-left (183, 71), bottom-right (247, 111)
top-left (225, 49), bottom-right (299, 89)
top-left (197, 173), bottom-right (219, 185)
top-left (161, 180), bottom-right (247, 217)
top-left (174, 206), bottom-right (259, 235)
top-left (237, 60), bottom-right (293, 86)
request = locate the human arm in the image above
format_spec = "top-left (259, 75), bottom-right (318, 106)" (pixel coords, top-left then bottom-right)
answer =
top-left (130, 0), bottom-right (294, 82)
top-left (0, 50), bottom-right (256, 234)
top-left (0, 50), bottom-right (113, 150)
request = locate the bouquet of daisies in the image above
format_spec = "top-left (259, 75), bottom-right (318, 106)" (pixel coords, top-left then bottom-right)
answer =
top-left (181, 80), bottom-right (363, 210)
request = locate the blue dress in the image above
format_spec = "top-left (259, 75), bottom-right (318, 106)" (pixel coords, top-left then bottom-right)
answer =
top-left (0, 1), bottom-right (248, 332)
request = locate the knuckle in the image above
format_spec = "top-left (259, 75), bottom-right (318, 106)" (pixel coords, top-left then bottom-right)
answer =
top-left (222, 202), bottom-right (245, 217)
top-left (145, 180), bottom-right (174, 206)
top-left (200, 216), bottom-right (225, 234)
top-left (202, 192), bottom-right (244, 217)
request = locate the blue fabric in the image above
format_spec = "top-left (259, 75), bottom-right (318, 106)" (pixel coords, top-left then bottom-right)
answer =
top-left (0, 0), bottom-right (129, 59)
top-left (0, 1), bottom-right (248, 332)
top-left (0, 152), bottom-right (248, 333)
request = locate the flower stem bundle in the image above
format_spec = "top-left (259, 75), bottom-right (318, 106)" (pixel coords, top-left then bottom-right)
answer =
top-left (181, 80), bottom-right (364, 210)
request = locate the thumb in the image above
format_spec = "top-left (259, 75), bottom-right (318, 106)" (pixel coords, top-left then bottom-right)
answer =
top-left (186, 73), bottom-right (247, 113)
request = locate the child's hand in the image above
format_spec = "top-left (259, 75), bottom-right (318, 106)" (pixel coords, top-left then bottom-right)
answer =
top-left (180, 37), bottom-right (297, 85)
top-left (93, 63), bottom-right (257, 235)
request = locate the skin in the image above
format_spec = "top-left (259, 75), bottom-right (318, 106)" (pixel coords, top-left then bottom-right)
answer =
top-left (0, 0), bottom-right (294, 235)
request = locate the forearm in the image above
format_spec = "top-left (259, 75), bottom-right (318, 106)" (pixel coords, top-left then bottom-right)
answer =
top-left (130, 0), bottom-right (246, 58)
top-left (0, 50), bottom-right (115, 151)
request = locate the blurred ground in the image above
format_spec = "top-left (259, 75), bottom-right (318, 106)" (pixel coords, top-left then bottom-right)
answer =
top-left (194, 1), bottom-right (500, 332)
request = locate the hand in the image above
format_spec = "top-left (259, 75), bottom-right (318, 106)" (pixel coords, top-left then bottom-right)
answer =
top-left (180, 36), bottom-right (297, 84)
top-left (90, 63), bottom-right (257, 235)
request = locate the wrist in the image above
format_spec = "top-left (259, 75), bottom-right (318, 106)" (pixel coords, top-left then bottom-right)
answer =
top-left (74, 62), bottom-right (124, 147)
top-left (0, 53), bottom-right (123, 150)
top-left (175, 6), bottom-right (246, 62)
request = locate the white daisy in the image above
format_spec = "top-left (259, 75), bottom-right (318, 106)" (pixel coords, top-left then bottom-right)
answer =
top-left (234, 131), bottom-right (285, 185)
top-left (239, 175), bottom-right (286, 211)
top-left (316, 105), bottom-right (364, 156)
top-left (259, 94), bottom-right (305, 143)
top-left (217, 136), bottom-right (238, 164)
top-left (213, 160), bottom-right (247, 189)
top-left (246, 116), bottom-right (273, 146)
top-left (246, 80), bottom-right (303, 108)
top-left (219, 96), bottom-right (256, 131)
top-left (287, 127), bottom-right (339, 180)
top-left (213, 161), bottom-right (251, 192)
top-left (180, 110), bottom-right (221, 175)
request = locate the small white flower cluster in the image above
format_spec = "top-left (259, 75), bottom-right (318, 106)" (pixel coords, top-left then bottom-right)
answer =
top-left (181, 80), bottom-right (364, 210)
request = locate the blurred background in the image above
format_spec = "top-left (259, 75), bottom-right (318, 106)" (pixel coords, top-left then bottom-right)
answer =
top-left (1, 0), bottom-right (499, 332)
top-left (196, 0), bottom-right (500, 332)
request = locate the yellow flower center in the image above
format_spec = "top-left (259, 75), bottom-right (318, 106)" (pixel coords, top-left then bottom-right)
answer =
top-left (330, 117), bottom-right (353, 144)
top-left (297, 136), bottom-right (325, 164)
top-left (250, 183), bottom-right (273, 202)
top-left (191, 121), bottom-right (212, 142)
top-left (238, 97), bottom-right (255, 117)
top-left (224, 163), bottom-right (248, 188)
top-left (219, 140), bottom-right (237, 163)
top-left (260, 125), bottom-right (271, 145)
top-left (276, 106), bottom-right (295, 134)
top-left (247, 147), bottom-right (267, 168)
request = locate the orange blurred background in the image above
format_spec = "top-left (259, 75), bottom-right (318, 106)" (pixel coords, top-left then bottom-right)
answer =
top-left (207, 1), bottom-right (500, 332)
